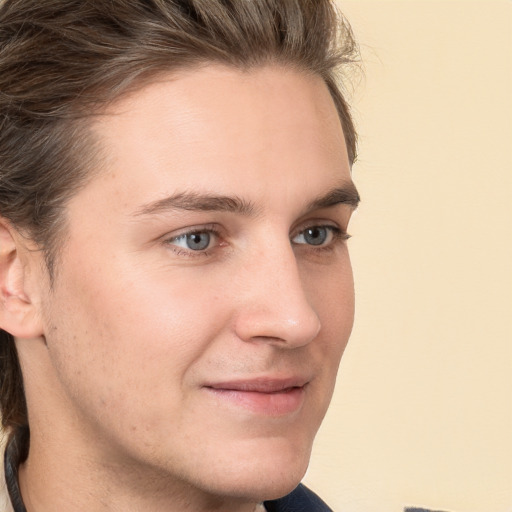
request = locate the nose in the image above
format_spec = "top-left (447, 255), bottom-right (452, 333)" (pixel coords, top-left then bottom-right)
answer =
top-left (233, 241), bottom-right (321, 349)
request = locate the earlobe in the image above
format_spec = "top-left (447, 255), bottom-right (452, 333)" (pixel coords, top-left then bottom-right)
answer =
top-left (0, 219), bottom-right (44, 339)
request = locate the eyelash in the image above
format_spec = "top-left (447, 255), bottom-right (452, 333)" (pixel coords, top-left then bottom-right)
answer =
top-left (163, 224), bottom-right (221, 258)
top-left (293, 225), bottom-right (350, 249)
top-left (164, 224), bottom-right (350, 258)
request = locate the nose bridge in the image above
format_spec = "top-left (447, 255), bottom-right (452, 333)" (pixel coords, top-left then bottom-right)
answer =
top-left (234, 237), bottom-right (321, 347)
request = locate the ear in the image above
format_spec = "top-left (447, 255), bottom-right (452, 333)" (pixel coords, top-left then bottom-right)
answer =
top-left (0, 218), bottom-right (44, 339)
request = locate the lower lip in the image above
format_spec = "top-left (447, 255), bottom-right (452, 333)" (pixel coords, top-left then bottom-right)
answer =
top-left (205, 386), bottom-right (305, 416)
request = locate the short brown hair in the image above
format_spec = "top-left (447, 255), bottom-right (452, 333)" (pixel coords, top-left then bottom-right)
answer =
top-left (0, 0), bottom-right (358, 435)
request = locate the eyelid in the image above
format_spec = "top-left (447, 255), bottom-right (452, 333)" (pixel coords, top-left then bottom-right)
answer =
top-left (291, 218), bottom-right (345, 237)
top-left (163, 223), bottom-right (224, 256)
top-left (164, 223), bottom-right (220, 241)
top-left (293, 224), bottom-right (344, 241)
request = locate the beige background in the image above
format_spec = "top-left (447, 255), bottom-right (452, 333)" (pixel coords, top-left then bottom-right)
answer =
top-left (303, 1), bottom-right (512, 511)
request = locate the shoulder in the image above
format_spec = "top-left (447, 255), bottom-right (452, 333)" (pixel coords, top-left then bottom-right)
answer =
top-left (264, 484), bottom-right (333, 512)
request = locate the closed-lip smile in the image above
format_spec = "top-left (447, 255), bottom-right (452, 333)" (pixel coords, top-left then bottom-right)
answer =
top-left (203, 376), bottom-right (309, 416)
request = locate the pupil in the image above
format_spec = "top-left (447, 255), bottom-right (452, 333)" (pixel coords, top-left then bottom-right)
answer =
top-left (305, 227), bottom-right (327, 246)
top-left (186, 232), bottom-right (210, 250)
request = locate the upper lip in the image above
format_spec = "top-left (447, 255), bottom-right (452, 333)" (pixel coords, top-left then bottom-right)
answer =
top-left (205, 376), bottom-right (310, 393)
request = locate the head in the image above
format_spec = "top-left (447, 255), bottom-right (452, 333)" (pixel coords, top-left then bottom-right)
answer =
top-left (0, 0), bottom-right (359, 506)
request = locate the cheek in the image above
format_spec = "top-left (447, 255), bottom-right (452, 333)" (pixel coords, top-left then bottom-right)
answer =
top-left (306, 251), bottom-right (355, 329)
top-left (306, 254), bottom-right (354, 373)
top-left (44, 255), bottom-right (229, 417)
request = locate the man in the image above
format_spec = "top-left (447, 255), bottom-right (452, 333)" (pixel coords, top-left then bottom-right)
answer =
top-left (0, 1), bottom-right (360, 510)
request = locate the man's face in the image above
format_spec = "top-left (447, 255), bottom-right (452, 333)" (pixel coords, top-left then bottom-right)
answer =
top-left (31, 65), bottom-right (357, 502)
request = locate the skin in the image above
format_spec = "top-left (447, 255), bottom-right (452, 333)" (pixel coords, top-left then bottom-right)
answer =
top-left (6, 65), bottom-right (358, 512)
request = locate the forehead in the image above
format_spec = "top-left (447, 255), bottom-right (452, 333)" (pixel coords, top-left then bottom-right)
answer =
top-left (85, 64), bottom-right (351, 213)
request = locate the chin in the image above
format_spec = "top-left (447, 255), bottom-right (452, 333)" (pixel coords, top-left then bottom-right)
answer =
top-left (198, 436), bottom-right (313, 502)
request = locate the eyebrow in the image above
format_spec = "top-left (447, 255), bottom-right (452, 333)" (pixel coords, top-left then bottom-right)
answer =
top-left (305, 181), bottom-right (360, 212)
top-left (134, 191), bottom-right (257, 217)
top-left (133, 181), bottom-right (360, 218)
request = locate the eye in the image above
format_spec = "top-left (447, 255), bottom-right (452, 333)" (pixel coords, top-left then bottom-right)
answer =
top-left (168, 231), bottom-right (214, 251)
top-left (292, 226), bottom-right (337, 246)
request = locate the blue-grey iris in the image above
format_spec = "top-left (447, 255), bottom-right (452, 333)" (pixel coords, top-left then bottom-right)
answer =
top-left (304, 227), bottom-right (328, 246)
top-left (186, 232), bottom-right (211, 250)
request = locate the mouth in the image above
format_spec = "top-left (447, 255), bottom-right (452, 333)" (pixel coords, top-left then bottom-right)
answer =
top-left (203, 377), bottom-right (308, 416)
